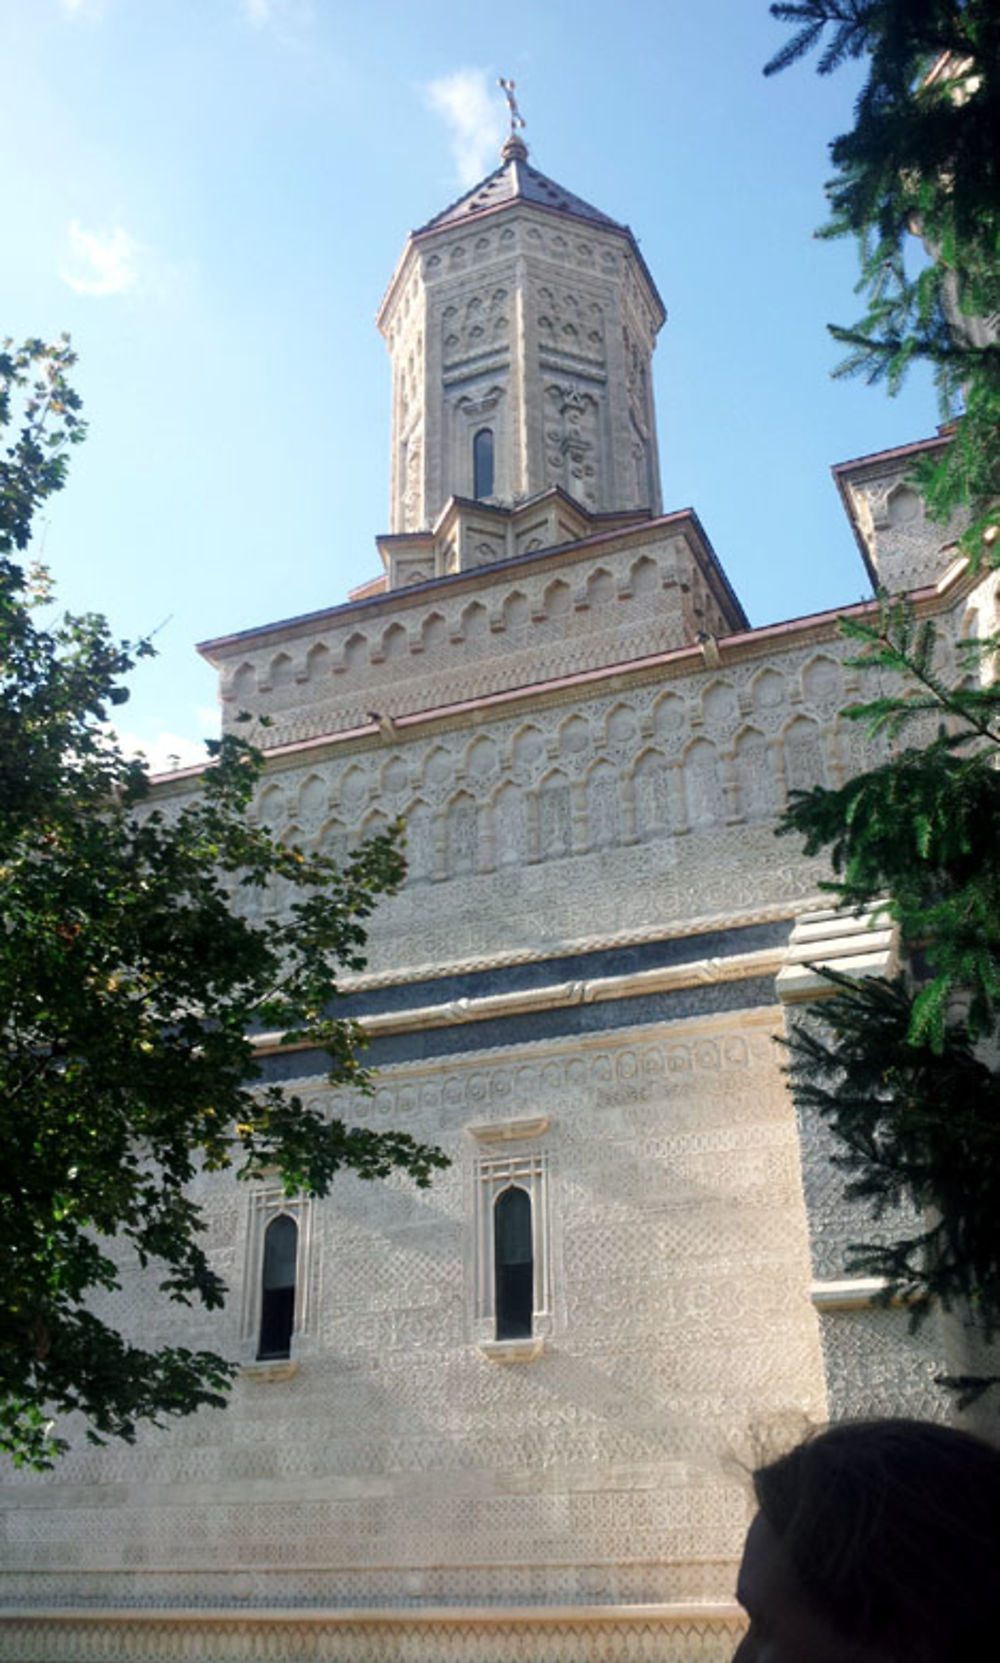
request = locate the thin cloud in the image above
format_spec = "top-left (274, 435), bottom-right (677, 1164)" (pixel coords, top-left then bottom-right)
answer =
top-left (62, 221), bottom-right (140, 297)
top-left (196, 704), bottom-right (222, 738)
top-left (425, 68), bottom-right (508, 188)
top-left (240, 0), bottom-right (313, 37)
top-left (58, 0), bottom-right (107, 18)
top-left (114, 728), bottom-right (210, 777)
top-left (109, 701), bottom-right (219, 778)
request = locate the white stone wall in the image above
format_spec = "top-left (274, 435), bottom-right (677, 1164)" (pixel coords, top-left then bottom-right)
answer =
top-left (0, 573), bottom-right (976, 1663)
top-left (0, 1011), bottom-right (821, 1616)
top-left (386, 259), bottom-right (426, 533)
top-left (6, 123), bottom-right (986, 1663)
top-left (2, 558), bottom-right (971, 1635)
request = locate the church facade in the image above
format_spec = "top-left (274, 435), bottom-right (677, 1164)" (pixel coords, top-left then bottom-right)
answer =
top-left (1, 132), bottom-right (993, 1663)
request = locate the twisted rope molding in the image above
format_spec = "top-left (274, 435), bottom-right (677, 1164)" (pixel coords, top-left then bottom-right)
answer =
top-left (338, 895), bottom-right (824, 992)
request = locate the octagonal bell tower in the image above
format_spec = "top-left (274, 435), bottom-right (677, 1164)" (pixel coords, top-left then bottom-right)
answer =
top-left (376, 125), bottom-right (665, 586)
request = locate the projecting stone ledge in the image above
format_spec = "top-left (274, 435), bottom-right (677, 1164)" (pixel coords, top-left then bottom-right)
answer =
top-left (775, 904), bottom-right (898, 1003)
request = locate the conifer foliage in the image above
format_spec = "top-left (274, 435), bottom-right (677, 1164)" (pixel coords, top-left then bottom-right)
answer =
top-left (0, 339), bottom-right (447, 1468)
top-left (767, 5), bottom-right (1000, 1378)
top-left (766, 2), bottom-right (999, 552)
top-left (777, 604), bottom-right (1000, 1352)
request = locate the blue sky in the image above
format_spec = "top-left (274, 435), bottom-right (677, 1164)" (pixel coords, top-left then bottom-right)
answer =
top-left (4, 0), bottom-right (942, 770)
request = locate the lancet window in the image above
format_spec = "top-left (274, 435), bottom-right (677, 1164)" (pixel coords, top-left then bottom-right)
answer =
top-left (257, 1213), bottom-right (298, 1360)
top-left (494, 1186), bottom-right (534, 1339)
top-left (473, 427), bottom-right (494, 498)
top-left (472, 1138), bottom-right (550, 1351)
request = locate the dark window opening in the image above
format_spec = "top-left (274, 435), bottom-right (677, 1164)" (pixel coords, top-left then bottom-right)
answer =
top-left (258, 1213), bottom-right (297, 1360)
top-left (473, 428), bottom-right (494, 499)
top-left (494, 1185), bottom-right (533, 1340)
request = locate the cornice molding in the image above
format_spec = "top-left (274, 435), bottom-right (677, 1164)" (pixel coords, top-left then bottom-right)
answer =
top-left (254, 1001), bottom-right (783, 1088)
top-left (337, 898), bottom-right (819, 992)
top-left (252, 947), bottom-right (785, 1054)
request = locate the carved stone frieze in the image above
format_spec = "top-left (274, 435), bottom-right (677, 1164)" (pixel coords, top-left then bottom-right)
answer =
top-left (0, 1609), bottom-right (745, 1663)
top-left (443, 286), bottom-right (511, 365)
top-left (536, 286), bottom-right (606, 366)
top-left (226, 639), bottom-right (881, 977)
top-left (544, 383), bottom-right (601, 505)
top-left (839, 459), bottom-right (965, 594)
top-left (214, 531), bottom-right (743, 747)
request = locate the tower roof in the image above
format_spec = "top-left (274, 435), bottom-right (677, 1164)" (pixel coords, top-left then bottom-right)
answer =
top-left (414, 144), bottom-right (626, 239)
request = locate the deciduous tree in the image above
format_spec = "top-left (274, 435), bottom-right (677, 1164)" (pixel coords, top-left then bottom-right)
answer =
top-left (0, 338), bottom-right (447, 1468)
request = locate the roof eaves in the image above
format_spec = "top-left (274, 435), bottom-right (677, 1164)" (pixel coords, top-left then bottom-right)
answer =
top-left (411, 197), bottom-right (664, 323)
top-left (831, 431), bottom-right (949, 480)
top-left (197, 508), bottom-right (701, 659)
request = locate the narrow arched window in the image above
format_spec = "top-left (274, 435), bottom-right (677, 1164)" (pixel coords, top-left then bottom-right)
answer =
top-left (258, 1214), bottom-right (297, 1360)
top-left (494, 1185), bottom-right (533, 1340)
top-left (473, 427), bottom-right (494, 499)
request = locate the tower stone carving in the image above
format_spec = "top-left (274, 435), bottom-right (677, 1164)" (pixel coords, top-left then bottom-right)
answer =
top-left (378, 133), bottom-right (663, 580)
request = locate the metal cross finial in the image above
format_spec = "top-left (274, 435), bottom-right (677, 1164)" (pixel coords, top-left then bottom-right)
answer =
top-left (497, 77), bottom-right (526, 137)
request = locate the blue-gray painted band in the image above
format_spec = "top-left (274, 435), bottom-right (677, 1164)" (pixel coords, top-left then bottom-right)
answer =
top-left (258, 974), bottom-right (778, 1081)
top-left (327, 918), bottom-right (790, 1020)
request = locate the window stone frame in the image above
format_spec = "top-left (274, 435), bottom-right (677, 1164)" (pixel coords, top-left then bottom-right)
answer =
top-left (468, 1117), bottom-right (552, 1360)
top-left (239, 1185), bottom-right (315, 1370)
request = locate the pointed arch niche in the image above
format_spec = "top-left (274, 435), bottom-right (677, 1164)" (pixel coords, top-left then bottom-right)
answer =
top-left (259, 1214), bottom-right (297, 1360)
top-left (473, 427), bottom-right (494, 499)
top-left (494, 1186), bottom-right (533, 1340)
top-left (240, 1187), bottom-right (313, 1375)
top-left (469, 1119), bottom-right (550, 1362)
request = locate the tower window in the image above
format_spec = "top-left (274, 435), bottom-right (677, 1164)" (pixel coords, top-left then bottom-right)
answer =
top-left (494, 1185), bottom-right (533, 1339)
top-left (473, 427), bottom-right (494, 499)
top-left (258, 1213), bottom-right (297, 1360)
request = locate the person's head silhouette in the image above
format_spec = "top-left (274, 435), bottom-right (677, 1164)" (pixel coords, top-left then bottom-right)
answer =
top-left (733, 1418), bottom-right (1000, 1662)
